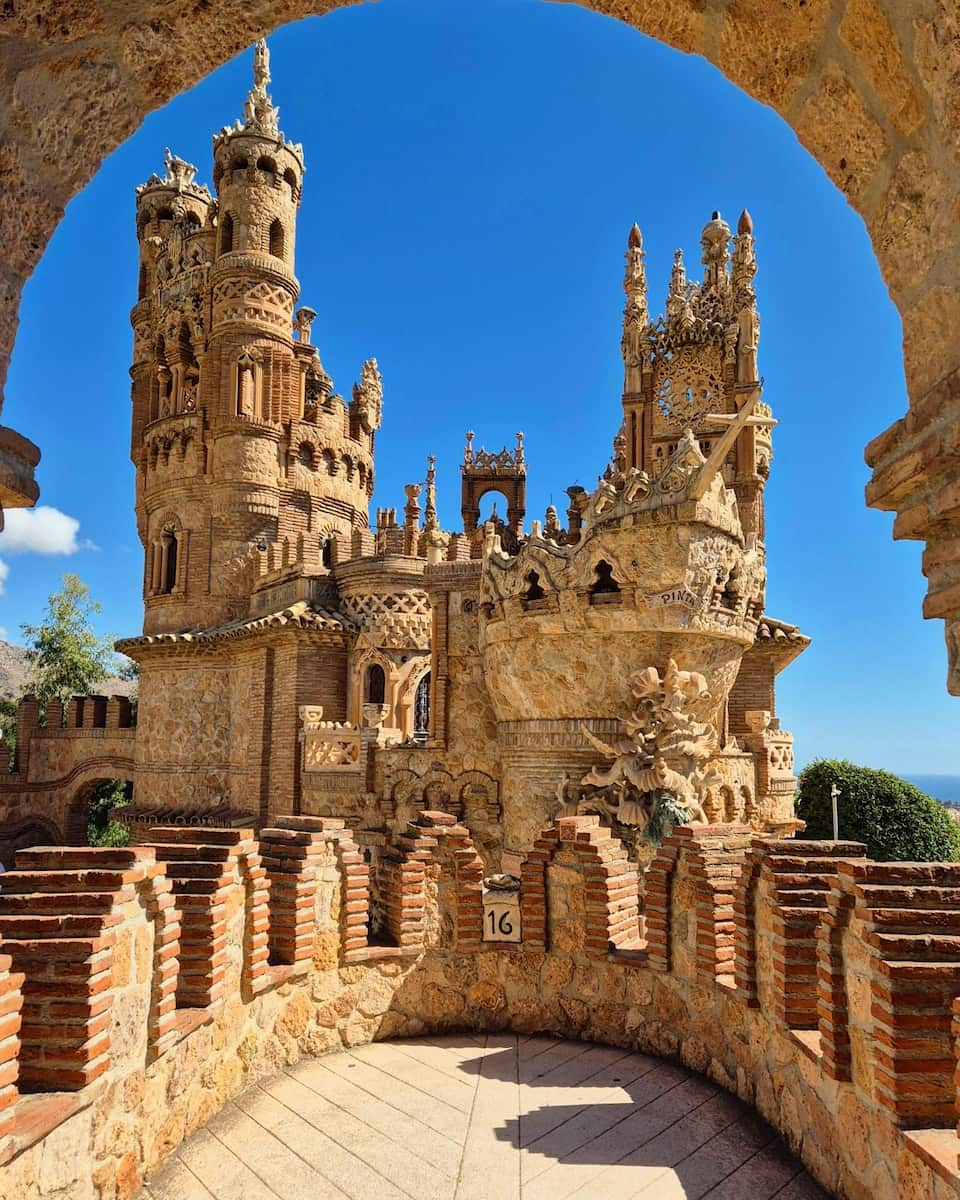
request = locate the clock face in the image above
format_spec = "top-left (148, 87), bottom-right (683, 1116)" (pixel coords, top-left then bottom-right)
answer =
top-left (654, 346), bottom-right (723, 431)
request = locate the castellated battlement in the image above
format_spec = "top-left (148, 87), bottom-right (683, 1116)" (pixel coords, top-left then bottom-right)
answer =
top-left (0, 816), bottom-right (959, 1199)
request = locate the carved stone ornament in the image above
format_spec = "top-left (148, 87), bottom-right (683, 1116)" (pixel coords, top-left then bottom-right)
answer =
top-left (556, 659), bottom-right (719, 853)
top-left (654, 345), bottom-right (723, 431)
top-left (352, 358), bottom-right (383, 434)
top-left (299, 705), bottom-right (362, 771)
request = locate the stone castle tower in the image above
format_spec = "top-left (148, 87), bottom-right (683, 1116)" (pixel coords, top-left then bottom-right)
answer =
top-left (620, 212), bottom-right (770, 544)
top-left (130, 41), bottom-right (379, 635)
top-left (4, 38), bottom-right (805, 855)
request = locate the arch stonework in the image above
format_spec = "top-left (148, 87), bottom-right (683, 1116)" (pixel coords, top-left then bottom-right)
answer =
top-left (0, 0), bottom-right (956, 684)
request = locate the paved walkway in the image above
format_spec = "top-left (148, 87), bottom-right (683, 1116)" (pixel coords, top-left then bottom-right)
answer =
top-left (142, 1035), bottom-right (829, 1200)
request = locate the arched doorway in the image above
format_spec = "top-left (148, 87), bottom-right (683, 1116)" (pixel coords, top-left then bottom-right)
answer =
top-left (68, 777), bottom-right (134, 847)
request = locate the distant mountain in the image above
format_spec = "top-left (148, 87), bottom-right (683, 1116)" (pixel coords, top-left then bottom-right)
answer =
top-left (0, 640), bottom-right (137, 701)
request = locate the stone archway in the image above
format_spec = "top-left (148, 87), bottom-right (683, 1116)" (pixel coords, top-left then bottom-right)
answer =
top-left (0, 817), bottom-right (59, 870)
top-left (0, 1), bottom-right (956, 684)
top-left (66, 773), bottom-right (134, 845)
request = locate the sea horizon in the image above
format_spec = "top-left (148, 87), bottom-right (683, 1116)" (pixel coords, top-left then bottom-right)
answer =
top-left (902, 774), bottom-right (960, 806)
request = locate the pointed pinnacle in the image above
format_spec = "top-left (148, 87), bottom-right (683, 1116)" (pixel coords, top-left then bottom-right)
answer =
top-left (628, 223), bottom-right (643, 250)
top-left (738, 208), bottom-right (753, 235)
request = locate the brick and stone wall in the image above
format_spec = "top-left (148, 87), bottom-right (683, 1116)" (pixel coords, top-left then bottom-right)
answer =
top-left (0, 694), bottom-right (136, 866)
top-left (1, 815), bottom-right (960, 1199)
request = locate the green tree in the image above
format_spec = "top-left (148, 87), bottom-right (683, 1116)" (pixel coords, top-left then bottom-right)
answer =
top-left (20, 573), bottom-right (122, 707)
top-left (87, 780), bottom-right (131, 847)
top-left (17, 575), bottom-right (134, 844)
top-left (796, 759), bottom-right (960, 863)
top-left (0, 697), bottom-right (16, 757)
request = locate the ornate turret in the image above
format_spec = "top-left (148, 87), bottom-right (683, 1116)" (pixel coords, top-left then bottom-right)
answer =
top-left (616, 211), bottom-right (774, 545)
top-left (130, 40), bottom-right (379, 635)
top-left (621, 223), bottom-right (648, 396)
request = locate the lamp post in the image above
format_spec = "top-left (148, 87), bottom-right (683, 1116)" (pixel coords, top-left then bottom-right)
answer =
top-left (831, 782), bottom-right (840, 841)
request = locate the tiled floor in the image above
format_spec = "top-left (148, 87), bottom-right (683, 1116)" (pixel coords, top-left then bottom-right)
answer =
top-left (142, 1035), bottom-right (830, 1199)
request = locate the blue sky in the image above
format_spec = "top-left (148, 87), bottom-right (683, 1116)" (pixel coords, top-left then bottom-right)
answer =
top-left (0, 0), bottom-right (955, 774)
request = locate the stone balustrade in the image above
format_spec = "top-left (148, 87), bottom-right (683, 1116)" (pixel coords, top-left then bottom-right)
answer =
top-left (1, 817), bottom-right (960, 1199)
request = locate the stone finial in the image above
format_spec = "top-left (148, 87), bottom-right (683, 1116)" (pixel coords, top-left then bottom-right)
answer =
top-left (351, 358), bottom-right (383, 434)
top-left (424, 454), bottom-right (439, 531)
top-left (515, 432), bottom-right (525, 464)
top-left (425, 527), bottom-right (450, 564)
top-left (295, 307), bottom-right (317, 344)
top-left (621, 223), bottom-right (648, 384)
top-left (241, 38), bottom-right (280, 138)
top-left (464, 431), bottom-right (475, 465)
top-left (666, 248), bottom-right (687, 320)
top-left (732, 209), bottom-right (758, 300)
top-left (136, 148), bottom-right (210, 200)
top-left (700, 210), bottom-right (731, 291)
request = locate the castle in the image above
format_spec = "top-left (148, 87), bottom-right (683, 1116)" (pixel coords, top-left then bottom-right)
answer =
top-left (0, 40), bottom-right (807, 872)
top-left (4, 35), bottom-right (960, 1200)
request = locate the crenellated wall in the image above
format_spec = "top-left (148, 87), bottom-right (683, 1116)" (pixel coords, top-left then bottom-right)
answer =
top-left (0, 694), bottom-right (136, 866)
top-left (2, 815), bottom-right (960, 1200)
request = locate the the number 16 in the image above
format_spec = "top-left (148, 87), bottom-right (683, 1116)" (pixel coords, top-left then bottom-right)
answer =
top-left (487, 910), bottom-right (513, 936)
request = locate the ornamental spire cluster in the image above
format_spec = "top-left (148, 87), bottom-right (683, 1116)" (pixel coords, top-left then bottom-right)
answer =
top-left (242, 38), bottom-right (280, 138)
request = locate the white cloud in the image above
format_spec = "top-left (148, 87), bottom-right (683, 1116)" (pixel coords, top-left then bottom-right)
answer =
top-left (0, 626), bottom-right (7, 641)
top-left (0, 506), bottom-right (97, 555)
top-left (0, 559), bottom-right (7, 597)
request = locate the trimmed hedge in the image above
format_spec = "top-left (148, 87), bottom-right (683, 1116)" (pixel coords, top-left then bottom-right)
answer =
top-left (796, 759), bottom-right (960, 863)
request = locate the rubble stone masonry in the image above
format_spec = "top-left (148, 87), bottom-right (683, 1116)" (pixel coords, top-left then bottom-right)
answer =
top-left (0, 816), bottom-right (958, 1199)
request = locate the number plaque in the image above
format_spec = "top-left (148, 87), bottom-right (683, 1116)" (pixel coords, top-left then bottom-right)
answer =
top-left (482, 877), bottom-right (522, 943)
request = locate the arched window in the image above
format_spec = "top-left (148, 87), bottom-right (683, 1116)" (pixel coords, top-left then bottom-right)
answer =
top-left (236, 352), bottom-right (256, 418)
top-left (257, 155), bottom-right (277, 178)
top-left (321, 538), bottom-right (333, 569)
top-left (414, 673), bottom-right (431, 742)
top-left (268, 218), bottom-right (285, 260)
top-left (525, 570), bottom-right (545, 601)
top-left (157, 206), bottom-right (173, 222)
top-left (220, 212), bottom-right (234, 255)
top-left (153, 526), bottom-right (179, 595)
top-left (297, 442), bottom-right (314, 469)
top-left (283, 167), bottom-right (298, 194)
top-left (365, 664), bottom-right (386, 705)
top-left (590, 560), bottom-right (621, 594)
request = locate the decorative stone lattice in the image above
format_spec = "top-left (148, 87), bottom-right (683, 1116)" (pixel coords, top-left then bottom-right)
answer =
top-left (299, 706), bottom-right (362, 771)
top-left (340, 590), bottom-right (432, 648)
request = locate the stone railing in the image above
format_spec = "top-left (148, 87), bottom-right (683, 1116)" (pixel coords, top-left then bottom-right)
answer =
top-left (2, 816), bottom-right (960, 1199)
top-left (299, 706), bottom-right (362, 771)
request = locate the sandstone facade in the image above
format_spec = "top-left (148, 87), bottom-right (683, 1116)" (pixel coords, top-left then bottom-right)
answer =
top-left (0, 45), bottom-right (809, 874)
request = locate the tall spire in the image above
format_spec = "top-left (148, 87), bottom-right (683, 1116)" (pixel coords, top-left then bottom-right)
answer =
top-left (424, 455), bottom-right (439, 531)
top-left (622, 224), bottom-right (648, 327)
top-left (666, 248), bottom-right (687, 319)
top-left (732, 208), bottom-right (757, 300)
top-left (621, 224), bottom-right (648, 392)
top-left (242, 39), bottom-right (280, 137)
top-left (700, 210), bottom-right (731, 292)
